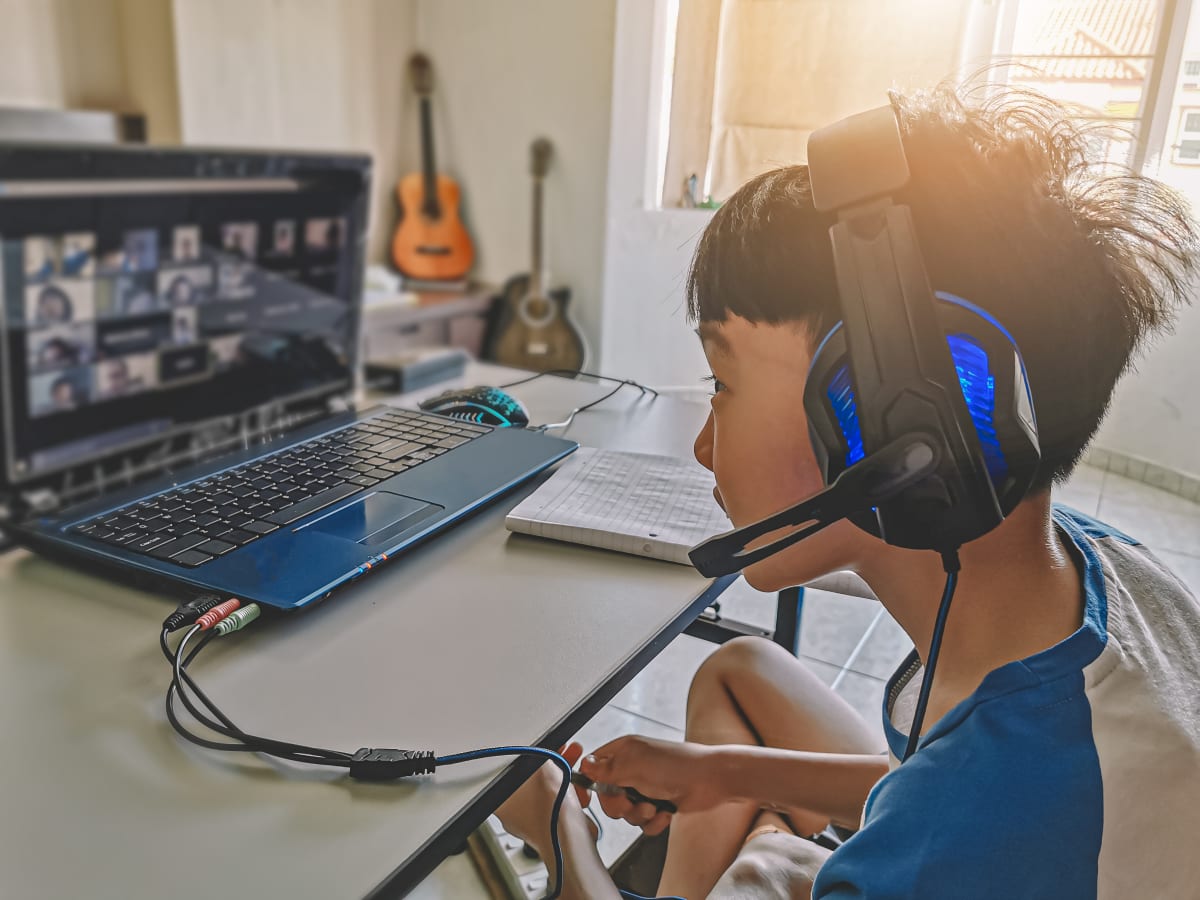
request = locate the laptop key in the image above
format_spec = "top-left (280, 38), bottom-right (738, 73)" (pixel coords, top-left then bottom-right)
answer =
top-left (148, 534), bottom-right (210, 560)
top-left (265, 482), bottom-right (363, 525)
top-left (242, 520), bottom-right (278, 535)
top-left (129, 533), bottom-right (171, 554)
top-left (348, 474), bottom-right (380, 487)
top-left (194, 539), bottom-right (236, 556)
top-left (172, 550), bottom-right (214, 567)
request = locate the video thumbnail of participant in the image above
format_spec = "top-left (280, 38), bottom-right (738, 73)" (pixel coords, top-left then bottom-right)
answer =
top-left (60, 232), bottom-right (96, 277)
top-left (171, 307), bottom-right (198, 345)
top-left (27, 323), bottom-right (97, 373)
top-left (157, 264), bottom-right (214, 307)
top-left (94, 353), bottom-right (158, 401)
top-left (96, 273), bottom-right (163, 318)
top-left (221, 222), bottom-right (259, 261)
top-left (208, 333), bottom-right (244, 370)
top-left (304, 217), bottom-right (345, 253)
top-left (173, 225), bottom-right (202, 262)
top-left (271, 220), bottom-right (296, 256)
top-left (29, 366), bottom-right (92, 416)
top-left (23, 236), bottom-right (58, 284)
top-left (25, 279), bottom-right (96, 327)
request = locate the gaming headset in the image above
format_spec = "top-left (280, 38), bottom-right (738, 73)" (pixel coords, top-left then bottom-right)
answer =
top-left (689, 104), bottom-right (1042, 578)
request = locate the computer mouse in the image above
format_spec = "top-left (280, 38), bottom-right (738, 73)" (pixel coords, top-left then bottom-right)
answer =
top-left (418, 385), bottom-right (530, 427)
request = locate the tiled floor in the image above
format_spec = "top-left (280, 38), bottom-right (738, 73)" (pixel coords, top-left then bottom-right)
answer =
top-left (414, 462), bottom-right (1200, 897)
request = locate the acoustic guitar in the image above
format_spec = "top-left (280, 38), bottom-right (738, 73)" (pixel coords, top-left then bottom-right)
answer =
top-left (484, 138), bottom-right (587, 373)
top-left (391, 54), bottom-right (475, 280)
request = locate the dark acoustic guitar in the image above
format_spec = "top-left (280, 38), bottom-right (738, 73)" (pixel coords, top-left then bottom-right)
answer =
top-left (485, 138), bottom-right (586, 373)
top-left (391, 53), bottom-right (475, 281)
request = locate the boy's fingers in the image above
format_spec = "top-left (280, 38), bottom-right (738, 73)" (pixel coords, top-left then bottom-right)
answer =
top-left (642, 811), bottom-right (673, 836)
top-left (596, 791), bottom-right (634, 822)
top-left (560, 742), bottom-right (584, 767)
top-left (630, 801), bottom-right (658, 826)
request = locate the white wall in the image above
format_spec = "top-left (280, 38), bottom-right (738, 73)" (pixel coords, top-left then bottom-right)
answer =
top-left (1096, 301), bottom-right (1200, 478)
top-left (171, 0), bottom-right (418, 266)
top-left (599, 0), bottom-right (712, 387)
top-left (0, 0), bottom-right (128, 110)
top-left (413, 0), bottom-right (617, 359)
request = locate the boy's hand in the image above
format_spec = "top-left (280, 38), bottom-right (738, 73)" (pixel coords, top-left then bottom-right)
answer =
top-left (579, 736), bottom-right (724, 834)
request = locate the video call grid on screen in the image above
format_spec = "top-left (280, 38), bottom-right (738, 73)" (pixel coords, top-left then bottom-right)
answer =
top-left (1, 184), bottom-right (363, 481)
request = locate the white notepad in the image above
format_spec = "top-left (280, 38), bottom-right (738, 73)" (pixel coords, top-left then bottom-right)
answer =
top-left (505, 447), bottom-right (732, 565)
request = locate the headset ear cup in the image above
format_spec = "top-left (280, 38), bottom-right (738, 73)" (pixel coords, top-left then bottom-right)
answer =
top-left (804, 296), bottom-right (1040, 535)
top-left (933, 293), bottom-right (1040, 517)
top-left (804, 325), bottom-right (881, 537)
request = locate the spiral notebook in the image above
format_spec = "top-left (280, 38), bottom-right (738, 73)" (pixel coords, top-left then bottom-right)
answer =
top-left (504, 447), bottom-right (731, 565)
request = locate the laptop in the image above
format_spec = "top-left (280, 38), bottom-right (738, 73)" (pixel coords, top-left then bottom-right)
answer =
top-left (0, 144), bottom-right (576, 610)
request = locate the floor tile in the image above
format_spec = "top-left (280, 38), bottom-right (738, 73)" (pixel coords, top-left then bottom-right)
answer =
top-left (1149, 547), bottom-right (1200, 597)
top-left (1054, 462), bottom-right (1105, 517)
top-left (1101, 470), bottom-right (1200, 516)
top-left (707, 575), bottom-right (778, 631)
top-left (609, 634), bottom-right (717, 731)
top-left (843, 608), bottom-right (913, 681)
top-left (410, 844), bottom-right (492, 900)
top-left (830, 667), bottom-right (888, 750)
top-left (797, 589), bottom-right (882, 670)
top-left (1097, 478), bottom-right (1200, 556)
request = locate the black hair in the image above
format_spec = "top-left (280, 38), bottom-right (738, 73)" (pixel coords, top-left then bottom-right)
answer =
top-left (38, 336), bottom-right (78, 366)
top-left (36, 285), bottom-right (74, 322)
top-left (686, 81), bottom-right (1199, 491)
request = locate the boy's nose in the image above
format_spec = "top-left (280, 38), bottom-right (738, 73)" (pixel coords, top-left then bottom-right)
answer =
top-left (694, 411), bottom-right (715, 471)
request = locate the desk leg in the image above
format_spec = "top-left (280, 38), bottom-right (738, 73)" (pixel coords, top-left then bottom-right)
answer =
top-left (773, 586), bottom-right (804, 656)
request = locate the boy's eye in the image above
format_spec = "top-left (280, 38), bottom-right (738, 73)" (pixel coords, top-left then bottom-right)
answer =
top-left (702, 375), bottom-right (726, 395)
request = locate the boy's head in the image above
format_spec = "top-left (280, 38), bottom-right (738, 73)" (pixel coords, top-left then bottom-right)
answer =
top-left (689, 82), bottom-right (1197, 590)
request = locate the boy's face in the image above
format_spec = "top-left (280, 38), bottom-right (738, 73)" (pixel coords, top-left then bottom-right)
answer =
top-left (695, 314), bottom-right (868, 591)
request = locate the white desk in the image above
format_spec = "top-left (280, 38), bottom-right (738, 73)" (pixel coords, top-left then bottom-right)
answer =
top-left (0, 363), bottom-right (733, 899)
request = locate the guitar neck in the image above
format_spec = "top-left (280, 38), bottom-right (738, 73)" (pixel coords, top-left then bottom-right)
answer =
top-left (419, 97), bottom-right (441, 219)
top-left (531, 176), bottom-right (545, 298)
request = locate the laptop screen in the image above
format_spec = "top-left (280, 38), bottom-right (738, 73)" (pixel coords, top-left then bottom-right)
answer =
top-left (0, 146), bottom-right (370, 484)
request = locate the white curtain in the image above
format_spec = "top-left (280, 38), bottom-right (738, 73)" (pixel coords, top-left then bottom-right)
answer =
top-left (664, 0), bottom-right (974, 205)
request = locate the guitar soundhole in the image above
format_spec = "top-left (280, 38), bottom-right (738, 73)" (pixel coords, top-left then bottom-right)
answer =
top-left (518, 294), bottom-right (558, 328)
top-left (416, 245), bottom-right (453, 256)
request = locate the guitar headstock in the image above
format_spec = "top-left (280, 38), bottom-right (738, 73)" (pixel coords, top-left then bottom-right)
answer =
top-left (409, 53), bottom-right (434, 96)
top-left (530, 138), bottom-right (554, 178)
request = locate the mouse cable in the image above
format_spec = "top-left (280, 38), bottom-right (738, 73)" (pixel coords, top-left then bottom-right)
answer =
top-left (902, 548), bottom-right (961, 762)
top-left (498, 369), bottom-right (659, 398)
top-left (498, 369), bottom-right (660, 433)
top-left (163, 604), bottom-right (686, 900)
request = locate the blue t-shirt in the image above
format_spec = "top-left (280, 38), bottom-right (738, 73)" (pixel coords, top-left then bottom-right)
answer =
top-left (812, 505), bottom-right (1200, 899)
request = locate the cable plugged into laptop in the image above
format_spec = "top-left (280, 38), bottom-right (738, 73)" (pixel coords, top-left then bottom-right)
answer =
top-left (159, 599), bottom-right (681, 900)
top-left (161, 594), bottom-right (226, 632)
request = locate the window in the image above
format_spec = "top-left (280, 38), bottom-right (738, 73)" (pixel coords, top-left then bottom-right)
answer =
top-left (661, 0), bottom-right (971, 207)
top-left (662, 0), bottom-right (1185, 206)
top-left (1178, 139), bottom-right (1200, 159)
top-left (1174, 107), bottom-right (1200, 163)
top-left (1186, 60), bottom-right (1200, 76)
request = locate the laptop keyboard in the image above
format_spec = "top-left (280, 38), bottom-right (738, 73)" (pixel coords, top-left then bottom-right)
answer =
top-left (69, 409), bottom-right (491, 568)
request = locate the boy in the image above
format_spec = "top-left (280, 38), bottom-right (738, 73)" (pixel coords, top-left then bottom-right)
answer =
top-left (497, 82), bottom-right (1200, 899)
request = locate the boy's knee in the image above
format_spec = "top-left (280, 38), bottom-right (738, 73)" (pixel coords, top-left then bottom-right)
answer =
top-left (691, 636), bottom-right (785, 694)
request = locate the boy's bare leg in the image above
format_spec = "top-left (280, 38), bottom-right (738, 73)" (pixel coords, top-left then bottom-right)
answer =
top-left (656, 636), bottom-right (882, 898)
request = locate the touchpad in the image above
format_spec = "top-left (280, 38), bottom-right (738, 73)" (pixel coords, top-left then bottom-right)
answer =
top-left (308, 491), bottom-right (442, 545)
